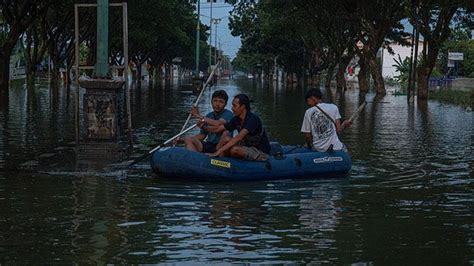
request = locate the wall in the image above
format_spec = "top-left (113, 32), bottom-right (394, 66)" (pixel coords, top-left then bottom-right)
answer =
top-left (381, 41), bottom-right (424, 79)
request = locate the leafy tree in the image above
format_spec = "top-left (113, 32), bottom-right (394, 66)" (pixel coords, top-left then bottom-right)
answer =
top-left (230, 1), bottom-right (273, 74)
top-left (0, 0), bottom-right (51, 96)
top-left (438, 39), bottom-right (474, 78)
top-left (229, 0), bottom-right (407, 94)
top-left (230, 1), bottom-right (317, 85)
top-left (24, 14), bottom-right (50, 87)
top-left (393, 54), bottom-right (411, 87)
top-left (411, 1), bottom-right (469, 99)
top-left (126, 0), bottom-right (206, 81)
top-left (301, 0), bottom-right (360, 91)
top-left (44, 0), bottom-right (77, 87)
top-left (343, 0), bottom-right (406, 95)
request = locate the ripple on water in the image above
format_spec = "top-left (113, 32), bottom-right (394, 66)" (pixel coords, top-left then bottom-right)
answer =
top-left (117, 221), bottom-right (146, 227)
top-left (1, 82), bottom-right (473, 264)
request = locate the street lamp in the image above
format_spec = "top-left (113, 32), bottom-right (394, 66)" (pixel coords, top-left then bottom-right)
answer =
top-left (213, 18), bottom-right (221, 65)
top-left (208, 0), bottom-right (213, 72)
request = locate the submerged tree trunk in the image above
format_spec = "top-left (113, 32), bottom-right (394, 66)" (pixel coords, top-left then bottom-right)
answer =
top-left (336, 66), bottom-right (345, 91)
top-left (336, 64), bottom-right (347, 91)
top-left (358, 56), bottom-right (369, 93)
top-left (49, 57), bottom-right (60, 89)
top-left (417, 67), bottom-right (431, 100)
top-left (136, 63), bottom-right (142, 82)
top-left (0, 54), bottom-right (8, 111)
top-left (285, 72), bottom-right (292, 89)
top-left (297, 71), bottom-right (303, 89)
top-left (0, 38), bottom-right (17, 94)
top-left (368, 56), bottom-right (386, 95)
top-left (414, 5), bottom-right (456, 100)
top-left (26, 65), bottom-right (37, 89)
top-left (66, 64), bottom-right (73, 87)
top-left (148, 65), bottom-right (154, 80)
top-left (325, 64), bottom-right (335, 90)
top-left (0, 53), bottom-right (11, 96)
top-left (49, 47), bottom-right (60, 90)
top-left (325, 85), bottom-right (333, 102)
top-left (157, 66), bottom-right (164, 82)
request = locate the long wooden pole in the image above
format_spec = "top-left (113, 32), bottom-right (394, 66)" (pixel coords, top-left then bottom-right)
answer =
top-left (74, 4), bottom-right (80, 145)
top-left (179, 59), bottom-right (221, 133)
top-left (339, 101), bottom-right (367, 132)
top-left (128, 123), bottom-right (198, 167)
top-left (348, 102), bottom-right (367, 122)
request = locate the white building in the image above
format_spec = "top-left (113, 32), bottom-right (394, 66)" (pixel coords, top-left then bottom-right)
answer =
top-left (380, 38), bottom-right (424, 79)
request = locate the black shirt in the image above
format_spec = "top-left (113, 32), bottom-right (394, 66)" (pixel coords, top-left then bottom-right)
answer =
top-left (224, 111), bottom-right (271, 154)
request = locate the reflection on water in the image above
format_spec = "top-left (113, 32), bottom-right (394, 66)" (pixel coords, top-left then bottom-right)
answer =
top-left (0, 79), bottom-right (473, 263)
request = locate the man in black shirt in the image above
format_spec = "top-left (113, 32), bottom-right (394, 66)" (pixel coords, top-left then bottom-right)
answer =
top-left (203, 94), bottom-right (270, 161)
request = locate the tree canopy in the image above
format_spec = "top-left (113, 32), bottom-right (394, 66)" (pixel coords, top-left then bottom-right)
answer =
top-left (0, 0), bottom-right (213, 93)
top-left (229, 0), bottom-right (471, 96)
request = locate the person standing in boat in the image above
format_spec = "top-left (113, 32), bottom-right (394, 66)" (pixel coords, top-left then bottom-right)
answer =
top-left (204, 94), bottom-right (271, 161)
top-left (182, 90), bottom-right (234, 153)
top-left (301, 88), bottom-right (352, 152)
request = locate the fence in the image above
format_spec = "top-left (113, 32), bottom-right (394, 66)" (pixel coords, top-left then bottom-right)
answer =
top-left (429, 77), bottom-right (454, 89)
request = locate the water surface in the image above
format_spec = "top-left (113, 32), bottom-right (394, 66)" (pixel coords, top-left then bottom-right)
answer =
top-left (0, 79), bottom-right (472, 264)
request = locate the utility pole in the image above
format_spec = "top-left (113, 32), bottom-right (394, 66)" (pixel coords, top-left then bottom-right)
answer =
top-left (218, 39), bottom-right (222, 61)
top-left (213, 18), bottom-right (220, 64)
top-left (408, 1), bottom-right (419, 103)
top-left (195, 0), bottom-right (201, 77)
top-left (412, 11), bottom-right (420, 103)
top-left (208, 0), bottom-right (213, 72)
top-left (407, 25), bottom-right (415, 102)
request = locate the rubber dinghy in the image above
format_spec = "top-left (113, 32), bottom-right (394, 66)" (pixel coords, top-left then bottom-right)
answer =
top-left (150, 143), bottom-right (351, 181)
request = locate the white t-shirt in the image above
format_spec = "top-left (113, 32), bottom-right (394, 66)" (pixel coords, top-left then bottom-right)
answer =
top-left (300, 103), bottom-right (343, 152)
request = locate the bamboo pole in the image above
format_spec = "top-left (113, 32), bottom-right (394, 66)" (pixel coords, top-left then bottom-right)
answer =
top-left (180, 60), bottom-right (221, 133)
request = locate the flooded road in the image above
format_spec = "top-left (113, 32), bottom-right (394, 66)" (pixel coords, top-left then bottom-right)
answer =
top-left (0, 79), bottom-right (473, 264)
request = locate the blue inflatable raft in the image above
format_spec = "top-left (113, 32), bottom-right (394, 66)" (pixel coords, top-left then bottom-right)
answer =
top-left (150, 143), bottom-right (351, 181)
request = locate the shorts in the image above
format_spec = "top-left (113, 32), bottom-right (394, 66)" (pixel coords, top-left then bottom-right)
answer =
top-left (242, 147), bottom-right (269, 161)
top-left (201, 141), bottom-right (217, 153)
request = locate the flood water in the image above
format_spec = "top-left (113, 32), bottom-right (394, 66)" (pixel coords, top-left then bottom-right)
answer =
top-left (0, 78), bottom-right (473, 264)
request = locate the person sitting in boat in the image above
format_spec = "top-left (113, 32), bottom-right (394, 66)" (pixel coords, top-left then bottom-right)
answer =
top-left (204, 94), bottom-right (271, 161)
top-left (301, 88), bottom-right (352, 152)
top-left (183, 90), bottom-right (234, 153)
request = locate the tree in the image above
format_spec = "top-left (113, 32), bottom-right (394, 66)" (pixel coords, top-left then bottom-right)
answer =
top-left (126, 0), bottom-right (205, 82)
top-left (301, 0), bottom-right (360, 91)
top-left (344, 0), bottom-right (406, 95)
top-left (438, 39), bottom-right (474, 78)
top-left (24, 16), bottom-right (50, 87)
top-left (411, 1), bottom-right (464, 100)
top-left (230, 0), bottom-right (313, 85)
top-left (44, 0), bottom-right (75, 88)
top-left (393, 54), bottom-right (411, 87)
top-left (0, 0), bottom-right (51, 97)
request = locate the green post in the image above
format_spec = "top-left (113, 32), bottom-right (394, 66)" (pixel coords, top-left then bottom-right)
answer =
top-left (195, 0), bottom-right (200, 77)
top-left (94, 0), bottom-right (110, 78)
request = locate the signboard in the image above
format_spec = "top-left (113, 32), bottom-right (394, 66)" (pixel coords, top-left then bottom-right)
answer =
top-left (447, 60), bottom-right (455, 68)
top-left (448, 52), bottom-right (463, 61)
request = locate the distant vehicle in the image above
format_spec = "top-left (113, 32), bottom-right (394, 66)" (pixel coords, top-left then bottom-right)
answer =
top-left (247, 74), bottom-right (254, 79)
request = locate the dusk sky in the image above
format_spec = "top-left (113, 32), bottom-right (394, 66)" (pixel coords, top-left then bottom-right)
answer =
top-left (198, 1), bottom-right (242, 60)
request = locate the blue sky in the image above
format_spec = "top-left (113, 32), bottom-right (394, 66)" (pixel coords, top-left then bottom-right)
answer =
top-left (198, 1), bottom-right (242, 59)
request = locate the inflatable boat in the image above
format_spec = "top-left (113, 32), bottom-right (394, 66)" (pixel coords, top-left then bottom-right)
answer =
top-left (150, 143), bottom-right (351, 181)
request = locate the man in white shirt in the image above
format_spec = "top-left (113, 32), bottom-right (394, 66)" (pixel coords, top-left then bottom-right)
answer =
top-left (300, 88), bottom-right (351, 152)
